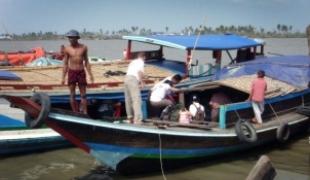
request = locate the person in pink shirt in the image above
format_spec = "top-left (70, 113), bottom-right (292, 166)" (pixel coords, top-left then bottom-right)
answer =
top-left (247, 70), bottom-right (267, 125)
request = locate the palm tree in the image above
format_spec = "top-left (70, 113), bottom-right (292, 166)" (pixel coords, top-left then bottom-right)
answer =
top-left (289, 25), bottom-right (293, 32)
top-left (277, 24), bottom-right (281, 33)
top-left (165, 26), bottom-right (169, 34)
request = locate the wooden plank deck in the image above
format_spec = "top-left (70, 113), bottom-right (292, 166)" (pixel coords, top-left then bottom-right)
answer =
top-left (0, 61), bottom-right (174, 95)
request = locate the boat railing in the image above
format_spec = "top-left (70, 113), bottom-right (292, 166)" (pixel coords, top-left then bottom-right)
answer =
top-left (188, 63), bottom-right (216, 78)
top-left (218, 89), bottom-right (310, 129)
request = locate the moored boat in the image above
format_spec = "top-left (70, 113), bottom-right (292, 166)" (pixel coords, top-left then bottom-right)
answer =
top-left (0, 34), bottom-right (264, 107)
top-left (0, 47), bottom-right (45, 66)
top-left (0, 103), bottom-right (69, 155)
top-left (3, 55), bottom-right (309, 173)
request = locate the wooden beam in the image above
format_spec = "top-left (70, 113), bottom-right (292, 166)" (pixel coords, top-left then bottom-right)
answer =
top-left (246, 155), bottom-right (277, 180)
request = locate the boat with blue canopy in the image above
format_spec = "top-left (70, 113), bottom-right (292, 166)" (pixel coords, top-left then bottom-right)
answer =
top-left (2, 54), bottom-right (309, 173)
top-left (123, 34), bottom-right (265, 78)
top-left (0, 34), bottom-right (265, 115)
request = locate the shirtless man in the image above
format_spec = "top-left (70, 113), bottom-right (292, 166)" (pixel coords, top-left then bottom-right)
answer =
top-left (61, 30), bottom-right (94, 114)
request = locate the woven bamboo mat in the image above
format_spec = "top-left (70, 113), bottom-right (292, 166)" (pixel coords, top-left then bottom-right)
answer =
top-left (0, 61), bottom-right (173, 94)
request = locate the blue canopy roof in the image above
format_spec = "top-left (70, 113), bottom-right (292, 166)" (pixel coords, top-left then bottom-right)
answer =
top-left (122, 34), bottom-right (262, 50)
top-left (217, 55), bottom-right (310, 88)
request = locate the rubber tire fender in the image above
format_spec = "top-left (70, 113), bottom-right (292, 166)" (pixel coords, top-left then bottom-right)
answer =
top-left (276, 122), bottom-right (290, 143)
top-left (25, 92), bottom-right (51, 128)
top-left (235, 119), bottom-right (257, 143)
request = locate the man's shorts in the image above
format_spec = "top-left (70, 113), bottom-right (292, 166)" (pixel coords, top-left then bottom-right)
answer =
top-left (68, 69), bottom-right (87, 86)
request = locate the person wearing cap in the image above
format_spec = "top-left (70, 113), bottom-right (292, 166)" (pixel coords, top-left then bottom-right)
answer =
top-left (61, 29), bottom-right (94, 114)
top-left (189, 95), bottom-right (205, 121)
top-left (247, 70), bottom-right (267, 126)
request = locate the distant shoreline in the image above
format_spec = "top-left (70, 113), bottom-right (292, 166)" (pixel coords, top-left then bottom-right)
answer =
top-left (0, 35), bottom-right (307, 41)
top-left (2, 23), bottom-right (308, 41)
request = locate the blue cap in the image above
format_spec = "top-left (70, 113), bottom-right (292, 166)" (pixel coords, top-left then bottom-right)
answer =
top-left (66, 29), bottom-right (80, 39)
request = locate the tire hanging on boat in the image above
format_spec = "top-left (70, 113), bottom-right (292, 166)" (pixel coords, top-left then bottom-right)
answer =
top-left (25, 92), bottom-right (51, 128)
top-left (235, 119), bottom-right (257, 143)
top-left (276, 122), bottom-right (290, 143)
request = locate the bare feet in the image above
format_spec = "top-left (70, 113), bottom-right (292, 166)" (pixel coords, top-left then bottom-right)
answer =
top-left (254, 123), bottom-right (263, 128)
top-left (250, 118), bottom-right (258, 124)
top-left (133, 120), bottom-right (142, 125)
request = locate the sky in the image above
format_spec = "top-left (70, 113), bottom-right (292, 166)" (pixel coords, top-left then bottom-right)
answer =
top-left (0, 0), bottom-right (310, 34)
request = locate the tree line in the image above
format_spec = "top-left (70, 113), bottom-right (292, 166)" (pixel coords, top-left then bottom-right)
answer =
top-left (1, 24), bottom-right (307, 40)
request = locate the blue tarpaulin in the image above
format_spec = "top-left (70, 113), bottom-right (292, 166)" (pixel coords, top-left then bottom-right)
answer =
top-left (217, 55), bottom-right (310, 88)
top-left (123, 34), bottom-right (262, 50)
top-left (0, 70), bottom-right (21, 80)
top-left (26, 57), bottom-right (63, 67)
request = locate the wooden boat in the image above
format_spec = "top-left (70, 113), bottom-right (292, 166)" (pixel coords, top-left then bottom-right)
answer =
top-left (0, 47), bottom-right (45, 66)
top-left (3, 55), bottom-right (309, 173)
top-left (0, 34), bottom-right (264, 106)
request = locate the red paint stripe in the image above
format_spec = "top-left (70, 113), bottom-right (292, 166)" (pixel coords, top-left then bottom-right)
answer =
top-left (46, 120), bottom-right (90, 153)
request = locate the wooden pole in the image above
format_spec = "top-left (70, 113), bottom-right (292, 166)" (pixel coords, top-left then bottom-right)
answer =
top-left (186, 49), bottom-right (192, 76)
top-left (246, 155), bottom-right (276, 180)
top-left (126, 40), bottom-right (132, 60)
top-left (307, 25), bottom-right (310, 56)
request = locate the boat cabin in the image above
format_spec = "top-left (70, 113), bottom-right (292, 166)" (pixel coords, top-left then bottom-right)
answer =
top-left (122, 34), bottom-right (265, 78)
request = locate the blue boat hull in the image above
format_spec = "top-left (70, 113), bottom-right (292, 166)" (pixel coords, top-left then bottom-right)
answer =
top-left (0, 114), bottom-right (70, 155)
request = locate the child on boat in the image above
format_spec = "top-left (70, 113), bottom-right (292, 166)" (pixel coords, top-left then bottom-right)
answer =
top-left (179, 107), bottom-right (192, 124)
top-left (189, 95), bottom-right (205, 122)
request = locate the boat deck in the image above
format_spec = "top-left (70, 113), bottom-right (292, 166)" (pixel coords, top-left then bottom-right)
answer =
top-left (122, 111), bottom-right (309, 135)
top-left (0, 61), bottom-right (174, 95)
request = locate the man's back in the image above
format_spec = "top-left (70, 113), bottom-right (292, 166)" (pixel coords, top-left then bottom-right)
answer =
top-left (251, 78), bottom-right (266, 102)
top-left (126, 58), bottom-right (144, 81)
top-left (189, 102), bottom-right (205, 121)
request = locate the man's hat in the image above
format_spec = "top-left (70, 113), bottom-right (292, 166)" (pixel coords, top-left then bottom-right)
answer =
top-left (66, 29), bottom-right (80, 39)
top-left (192, 95), bottom-right (199, 102)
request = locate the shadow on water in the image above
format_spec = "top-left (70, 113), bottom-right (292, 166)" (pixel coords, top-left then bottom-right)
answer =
top-left (75, 131), bottom-right (310, 180)
top-left (74, 166), bottom-right (115, 180)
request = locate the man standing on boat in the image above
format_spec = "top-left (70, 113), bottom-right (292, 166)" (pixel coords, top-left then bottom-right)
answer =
top-left (248, 70), bottom-right (267, 126)
top-left (124, 52), bottom-right (145, 124)
top-left (61, 29), bottom-right (94, 114)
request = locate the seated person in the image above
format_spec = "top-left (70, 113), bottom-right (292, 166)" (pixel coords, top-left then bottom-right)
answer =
top-left (150, 79), bottom-right (180, 108)
top-left (209, 92), bottom-right (231, 122)
top-left (189, 95), bottom-right (205, 121)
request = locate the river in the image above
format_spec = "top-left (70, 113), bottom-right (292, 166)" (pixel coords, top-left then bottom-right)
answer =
top-left (0, 38), bottom-right (309, 180)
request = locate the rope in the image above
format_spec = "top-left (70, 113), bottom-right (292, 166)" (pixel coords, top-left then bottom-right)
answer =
top-left (158, 133), bottom-right (167, 180)
top-left (234, 110), bottom-right (241, 119)
top-left (188, 17), bottom-right (207, 71)
top-left (267, 103), bottom-right (281, 123)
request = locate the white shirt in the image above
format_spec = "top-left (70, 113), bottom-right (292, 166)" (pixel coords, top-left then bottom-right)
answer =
top-left (151, 75), bottom-right (175, 91)
top-left (189, 102), bottom-right (205, 117)
top-left (126, 58), bottom-right (144, 81)
top-left (150, 83), bottom-right (172, 102)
